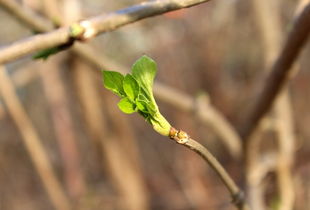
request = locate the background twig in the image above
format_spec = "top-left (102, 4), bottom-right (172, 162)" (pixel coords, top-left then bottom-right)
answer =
top-left (238, 2), bottom-right (310, 140)
top-left (0, 65), bottom-right (71, 210)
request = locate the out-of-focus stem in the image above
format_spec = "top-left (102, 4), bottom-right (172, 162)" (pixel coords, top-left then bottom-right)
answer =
top-left (239, 2), bottom-right (310, 140)
top-left (38, 56), bottom-right (85, 200)
top-left (0, 0), bottom-right (212, 63)
top-left (246, 1), bottom-right (302, 209)
top-left (0, 65), bottom-right (71, 210)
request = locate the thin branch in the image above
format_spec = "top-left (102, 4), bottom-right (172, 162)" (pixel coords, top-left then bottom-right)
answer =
top-left (0, 0), bottom-right (211, 64)
top-left (0, 0), bottom-right (242, 158)
top-left (0, 65), bottom-right (71, 210)
top-left (169, 131), bottom-right (249, 210)
top-left (194, 94), bottom-right (242, 158)
top-left (38, 56), bottom-right (86, 200)
top-left (239, 2), bottom-right (310, 140)
top-left (246, 0), bottom-right (298, 209)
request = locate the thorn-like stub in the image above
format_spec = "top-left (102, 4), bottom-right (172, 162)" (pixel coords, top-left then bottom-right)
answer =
top-left (169, 127), bottom-right (190, 144)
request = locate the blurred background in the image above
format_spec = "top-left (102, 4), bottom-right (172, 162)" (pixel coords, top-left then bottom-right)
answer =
top-left (0, 0), bottom-right (309, 209)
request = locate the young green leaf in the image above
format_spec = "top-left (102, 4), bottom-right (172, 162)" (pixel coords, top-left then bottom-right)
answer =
top-left (123, 74), bottom-right (140, 101)
top-left (33, 47), bottom-right (62, 60)
top-left (33, 41), bottom-right (74, 60)
top-left (103, 71), bottom-right (125, 97)
top-left (136, 100), bottom-right (148, 113)
top-left (117, 98), bottom-right (136, 114)
top-left (131, 55), bottom-right (157, 100)
top-left (137, 93), bottom-right (149, 103)
top-left (102, 55), bottom-right (172, 137)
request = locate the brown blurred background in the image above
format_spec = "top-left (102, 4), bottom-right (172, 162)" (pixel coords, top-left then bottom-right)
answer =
top-left (0, 0), bottom-right (309, 210)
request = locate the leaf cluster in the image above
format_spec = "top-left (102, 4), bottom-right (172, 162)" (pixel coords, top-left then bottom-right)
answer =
top-left (102, 55), bottom-right (171, 136)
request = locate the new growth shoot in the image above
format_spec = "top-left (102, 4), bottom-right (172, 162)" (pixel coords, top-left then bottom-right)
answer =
top-left (102, 55), bottom-right (173, 137)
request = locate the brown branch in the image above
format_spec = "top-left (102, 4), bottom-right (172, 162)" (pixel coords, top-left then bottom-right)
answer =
top-left (38, 56), bottom-right (86, 200)
top-left (0, 0), bottom-right (211, 64)
top-left (246, 0), bottom-right (298, 209)
top-left (169, 130), bottom-right (249, 210)
top-left (239, 2), bottom-right (310, 140)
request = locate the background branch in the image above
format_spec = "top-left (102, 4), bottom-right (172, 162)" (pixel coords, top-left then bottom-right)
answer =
top-left (239, 2), bottom-right (310, 140)
top-left (245, 0), bottom-right (299, 209)
top-left (0, 65), bottom-right (71, 210)
top-left (0, 0), bottom-right (211, 63)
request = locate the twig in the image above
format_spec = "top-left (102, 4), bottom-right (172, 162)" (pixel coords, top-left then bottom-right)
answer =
top-left (39, 0), bottom-right (86, 200)
top-left (0, 0), bottom-right (242, 158)
top-left (0, 65), bottom-right (71, 210)
top-left (0, 0), bottom-right (211, 63)
top-left (194, 94), bottom-right (242, 158)
top-left (239, 2), bottom-right (310, 140)
top-left (246, 0), bottom-right (297, 209)
top-left (169, 129), bottom-right (249, 210)
top-left (38, 56), bottom-right (86, 200)
top-left (274, 92), bottom-right (295, 210)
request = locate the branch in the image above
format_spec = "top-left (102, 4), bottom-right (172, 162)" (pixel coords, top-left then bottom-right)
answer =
top-left (0, 0), bottom-right (210, 63)
top-left (169, 129), bottom-right (249, 210)
top-left (246, 0), bottom-right (298, 209)
top-left (239, 2), bottom-right (310, 140)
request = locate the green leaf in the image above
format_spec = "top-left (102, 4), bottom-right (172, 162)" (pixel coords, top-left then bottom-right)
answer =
top-left (136, 100), bottom-right (148, 113)
top-left (117, 98), bottom-right (136, 114)
top-left (33, 47), bottom-right (61, 60)
top-left (103, 71), bottom-right (125, 97)
top-left (131, 55), bottom-right (157, 100)
top-left (137, 93), bottom-right (149, 102)
top-left (33, 41), bottom-right (74, 60)
top-left (123, 74), bottom-right (140, 101)
top-left (102, 55), bottom-right (172, 137)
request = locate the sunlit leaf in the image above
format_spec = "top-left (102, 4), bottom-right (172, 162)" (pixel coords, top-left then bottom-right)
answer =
top-left (103, 71), bottom-right (125, 97)
top-left (132, 55), bottom-right (157, 100)
top-left (117, 98), bottom-right (136, 114)
top-left (123, 74), bottom-right (140, 101)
